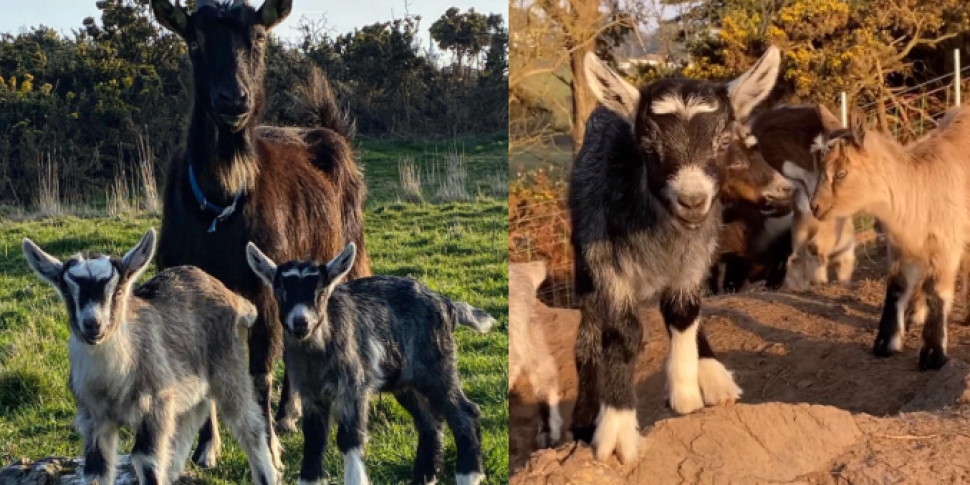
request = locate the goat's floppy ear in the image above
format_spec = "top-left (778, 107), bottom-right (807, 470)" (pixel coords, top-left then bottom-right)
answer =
top-left (22, 238), bottom-right (64, 287)
top-left (151, 0), bottom-right (190, 37)
top-left (323, 243), bottom-right (357, 286)
top-left (122, 228), bottom-right (157, 282)
top-left (257, 0), bottom-right (293, 31)
top-left (727, 46), bottom-right (780, 123)
top-left (849, 110), bottom-right (866, 148)
top-left (246, 242), bottom-right (278, 287)
top-left (584, 52), bottom-right (640, 122)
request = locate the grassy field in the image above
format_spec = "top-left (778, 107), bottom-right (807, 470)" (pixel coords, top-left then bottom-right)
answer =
top-left (0, 135), bottom-right (510, 484)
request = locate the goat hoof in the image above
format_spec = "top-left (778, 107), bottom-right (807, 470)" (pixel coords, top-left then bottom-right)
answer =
top-left (698, 358), bottom-right (742, 407)
top-left (591, 406), bottom-right (639, 464)
top-left (536, 431), bottom-right (552, 449)
top-left (873, 335), bottom-right (900, 358)
top-left (274, 417), bottom-right (298, 435)
top-left (668, 385), bottom-right (704, 415)
top-left (570, 425), bottom-right (595, 444)
top-left (918, 347), bottom-right (949, 371)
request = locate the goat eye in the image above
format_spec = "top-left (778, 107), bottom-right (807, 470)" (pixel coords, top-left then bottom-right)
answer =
top-left (835, 170), bottom-right (847, 179)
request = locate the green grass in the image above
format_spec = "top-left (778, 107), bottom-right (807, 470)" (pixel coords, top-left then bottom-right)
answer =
top-left (0, 140), bottom-right (509, 484)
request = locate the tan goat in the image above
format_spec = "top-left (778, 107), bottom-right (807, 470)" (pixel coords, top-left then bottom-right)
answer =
top-left (810, 104), bottom-right (970, 370)
top-left (509, 261), bottom-right (562, 448)
top-left (748, 105), bottom-right (857, 289)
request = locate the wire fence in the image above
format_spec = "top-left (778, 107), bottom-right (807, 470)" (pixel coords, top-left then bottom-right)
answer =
top-left (510, 49), bottom-right (969, 309)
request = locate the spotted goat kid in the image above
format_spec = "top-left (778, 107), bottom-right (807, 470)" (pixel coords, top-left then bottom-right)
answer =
top-left (22, 229), bottom-right (280, 485)
top-left (246, 242), bottom-right (494, 485)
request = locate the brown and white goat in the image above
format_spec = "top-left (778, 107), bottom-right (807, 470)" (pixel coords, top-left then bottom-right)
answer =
top-left (22, 229), bottom-right (279, 485)
top-left (709, 123), bottom-right (794, 294)
top-left (509, 261), bottom-right (562, 448)
top-left (809, 104), bottom-right (970, 369)
top-left (749, 105), bottom-right (857, 289)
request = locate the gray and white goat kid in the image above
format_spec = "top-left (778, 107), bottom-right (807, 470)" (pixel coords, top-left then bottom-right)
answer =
top-left (22, 229), bottom-right (280, 485)
top-left (569, 47), bottom-right (781, 463)
top-left (246, 241), bottom-right (493, 485)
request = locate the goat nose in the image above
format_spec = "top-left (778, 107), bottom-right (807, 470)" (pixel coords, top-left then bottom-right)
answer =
top-left (677, 194), bottom-right (706, 210)
top-left (216, 90), bottom-right (248, 110)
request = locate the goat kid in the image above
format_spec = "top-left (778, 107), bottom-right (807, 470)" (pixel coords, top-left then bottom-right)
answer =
top-left (22, 229), bottom-right (279, 485)
top-left (509, 261), bottom-right (563, 448)
top-left (710, 123), bottom-right (794, 294)
top-left (810, 104), bottom-right (970, 370)
top-left (569, 47), bottom-right (780, 463)
top-left (247, 242), bottom-right (493, 485)
top-left (748, 104), bottom-right (857, 289)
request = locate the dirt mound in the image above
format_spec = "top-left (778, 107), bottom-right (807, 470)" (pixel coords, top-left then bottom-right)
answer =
top-left (511, 403), bottom-right (970, 485)
top-left (510, 243), bottom-right (970, 483)
top-left (512, 403), bottom-right (862, 484)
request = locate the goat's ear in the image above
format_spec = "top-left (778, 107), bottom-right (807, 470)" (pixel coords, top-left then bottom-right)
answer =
top-left (521, 261), bottom-right (548, 290)
top-left (257, 0), bottom-right (293, 31)
top-left (122, 228), bottom-right (157, 282)
top-left (726, 46), bottom-right (780, 123)
top-left (584, 52), bottom-right (640, 122)
top-left (816, 103), bottom-right (844, 132)
top-left (849, 111), bottom-right (866, 148)
top-left (323, 243), bottom-right (356, 287)
top-left (22, 238), bottom-right (63, 287)
top-left (151, 0), bottom-right (190, 37)
top-left (246, 242), bottom-right (278, 287)
top-left (733, 122), bottom-right (758, 149)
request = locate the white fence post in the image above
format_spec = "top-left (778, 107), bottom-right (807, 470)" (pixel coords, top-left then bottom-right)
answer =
top-left (956, 48), bottom-right (962, 106)
top-left (840, 92), bottom-right (848, 127)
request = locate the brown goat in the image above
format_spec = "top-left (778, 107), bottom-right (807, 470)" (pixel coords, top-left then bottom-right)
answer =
top-left (748, 105), bottom-right (857, 289)
top-left (708, 124), bottom-right (794, 294)
top-left (809, 104), bottom-right (970, 370)
top-left (151, 0), bottom-right (371, 466)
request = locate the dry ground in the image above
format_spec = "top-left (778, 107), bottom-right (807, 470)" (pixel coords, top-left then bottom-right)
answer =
top-left (510, 240), bottom-right (970, 484)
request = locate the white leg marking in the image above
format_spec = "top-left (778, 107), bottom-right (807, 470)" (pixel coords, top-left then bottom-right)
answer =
top-left (343, 447), bottom-right (370, 485)
top-left (592, 404), bottom-right (640, 463)
top-left (456, 473), bottom-right (486, 485)
top-left (537, 391), bottom-right (563, 448)
top-left (892, 264), bottom-right (923, 352)
top-left (666, 322), bottom-right (703, 414)
top-left (698, 358), bottom-right (742, 406)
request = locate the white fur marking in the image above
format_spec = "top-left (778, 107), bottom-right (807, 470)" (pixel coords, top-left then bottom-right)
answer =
top-left (456, 473), bottom-right (486, 485)
top-left (667, 322), bottom-right (703, 414)
top-left (281, 268), bottom-right (302, 278)
top-left (369, 339), bottom-right (385, 389)
top-left (67, 256), bottom-right (115, 281)
top-left (810, 134), bottom-right (827, 153)
top-left (650, 94), bottom-right (718, 119)
top-left (698, 358), bottom-right (742, 406)
top-left (665, 166), bottom-right (716, 211)
top-left (743, 133), bottom-right (758, 148)
top-left (286, 304), bottom-right (315, 330)
top-left (591, 404), bottom-right (639, 463)
top-left (343, 447), bottom-right (370, 485)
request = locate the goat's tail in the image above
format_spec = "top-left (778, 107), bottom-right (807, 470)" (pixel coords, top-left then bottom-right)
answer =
top-left (449, 300), bottom-right (495, 334)
top-left (294, 66), bottom-right (356, 140)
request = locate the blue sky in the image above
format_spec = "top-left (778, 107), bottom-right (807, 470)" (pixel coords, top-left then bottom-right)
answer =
top-left (0, 0), bottom-right (506, 46)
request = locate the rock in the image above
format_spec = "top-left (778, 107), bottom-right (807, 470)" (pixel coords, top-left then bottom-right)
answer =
top-left (0, 455), bottom-right (166, 485)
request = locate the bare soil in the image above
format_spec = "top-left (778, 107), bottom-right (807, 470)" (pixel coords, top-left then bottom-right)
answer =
top-left (510, 240), bottom-right (970, 484)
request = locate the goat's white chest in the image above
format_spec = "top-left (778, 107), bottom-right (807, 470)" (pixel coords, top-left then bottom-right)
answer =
top-left (69, 337), bottom-right (140, 423)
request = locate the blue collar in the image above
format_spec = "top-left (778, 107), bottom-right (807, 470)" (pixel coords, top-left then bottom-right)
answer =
top-left (188, 164), bottom-right (242, 233)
